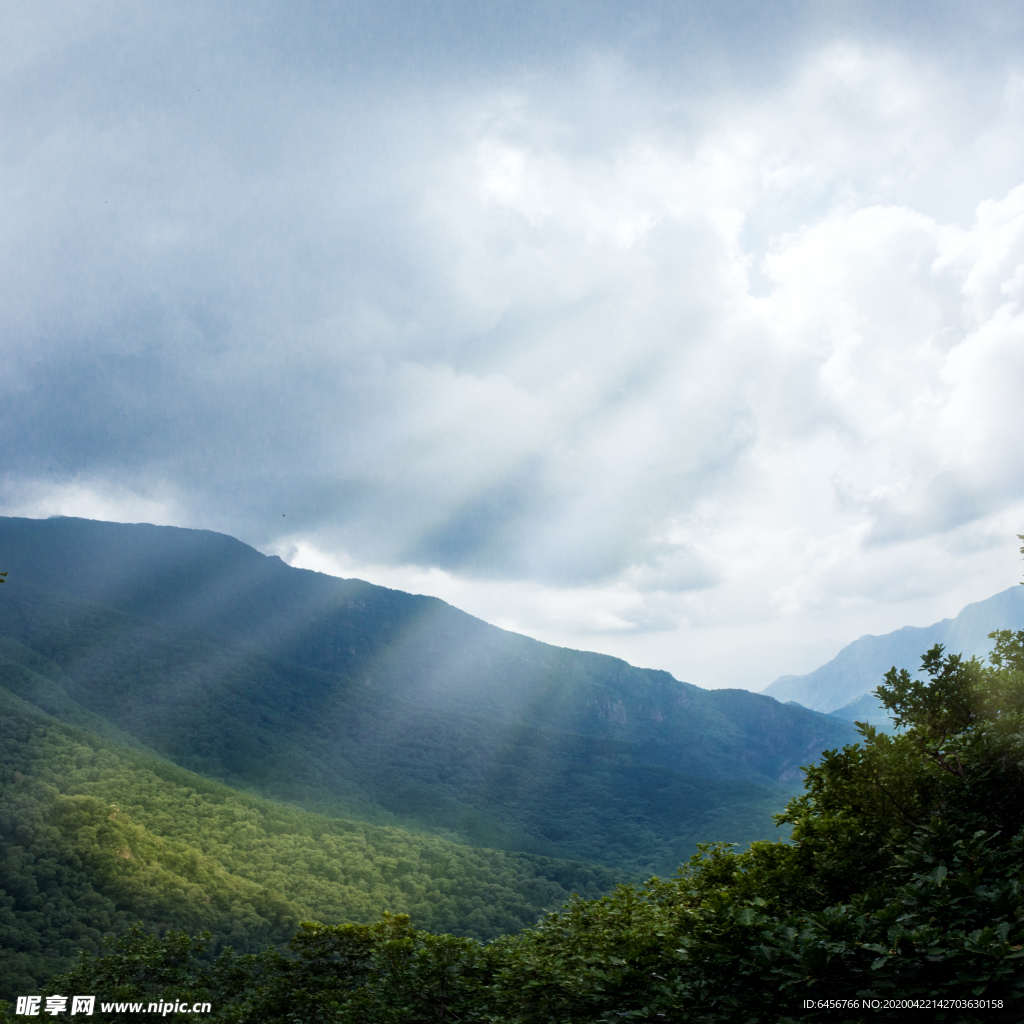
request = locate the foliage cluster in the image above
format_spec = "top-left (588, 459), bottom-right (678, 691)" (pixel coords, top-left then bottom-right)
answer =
top-left (7, 632), bottom-right (1023, 1022)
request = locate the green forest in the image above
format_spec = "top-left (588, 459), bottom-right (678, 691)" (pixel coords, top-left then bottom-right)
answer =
top-left (5, 631), bottom-right (1022, 1023)
top-left (0, 681), bottom-right (624, 997)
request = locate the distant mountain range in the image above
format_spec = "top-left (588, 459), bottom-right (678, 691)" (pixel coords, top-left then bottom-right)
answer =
top-left (763, 585), bottom-right (1024, 723)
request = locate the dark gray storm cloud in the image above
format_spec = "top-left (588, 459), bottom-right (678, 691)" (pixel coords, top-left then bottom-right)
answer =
top-left (4, 1), bottom-right (1024, 680)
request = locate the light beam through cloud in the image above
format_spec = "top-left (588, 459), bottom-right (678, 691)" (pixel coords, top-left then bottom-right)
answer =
top-left (3, 4), bottom-right (1024, 689)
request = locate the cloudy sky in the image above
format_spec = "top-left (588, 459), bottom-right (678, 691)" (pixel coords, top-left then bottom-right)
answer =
top-left (4, 1), bottom-right (1024, 689)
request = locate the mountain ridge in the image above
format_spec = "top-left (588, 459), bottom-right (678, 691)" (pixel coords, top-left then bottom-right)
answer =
top-left (763, 584), bottom-right (1024, 713)
top-left (0, 515), bottom-right (858, 876)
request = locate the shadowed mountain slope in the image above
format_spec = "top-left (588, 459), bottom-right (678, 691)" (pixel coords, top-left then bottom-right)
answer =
top-left (828, 690), bottom-right (897, 731)
top-left (0, 516), bottom-right (857, 874)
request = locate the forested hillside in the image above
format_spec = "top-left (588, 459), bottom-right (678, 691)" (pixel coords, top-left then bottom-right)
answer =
top-left (0, 516), bottom-right (855, 875)
top-left (0, 680), bottom-right (621, 999)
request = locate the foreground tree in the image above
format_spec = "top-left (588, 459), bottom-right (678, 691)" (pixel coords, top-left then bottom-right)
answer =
top-left (484, 633), bottom-right (1024, 1022)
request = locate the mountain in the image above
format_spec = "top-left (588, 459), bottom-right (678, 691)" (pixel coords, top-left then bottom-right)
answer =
top-left (827, 691), bottom-right (899, 730)
top-left (0, 516), bottom-right (858, 877)
top-left (4, 517), bottom-right (1017, 1007)
top-left (763, 585), bottom-right (1024, 714)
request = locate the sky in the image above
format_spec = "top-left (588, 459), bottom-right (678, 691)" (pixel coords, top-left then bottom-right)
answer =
top-left (3, 1), bottom-right (1024, 689)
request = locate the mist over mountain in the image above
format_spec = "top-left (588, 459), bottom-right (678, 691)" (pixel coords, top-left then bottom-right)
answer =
top-left (763, 585), bottom-right (1024, 716)
top-left (0, 516), bottom-right (857, 878)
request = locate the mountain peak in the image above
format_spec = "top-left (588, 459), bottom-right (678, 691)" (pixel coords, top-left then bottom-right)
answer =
top-left (762, 586), bottom-right (1024, 713)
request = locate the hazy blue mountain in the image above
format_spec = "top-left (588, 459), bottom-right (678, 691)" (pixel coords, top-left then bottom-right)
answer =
top-left (764, 585), bottom-right (1024, 713)
top-left (828, 691), bottom-right (895, 731)
top-left (0, 516), bottom-right (858, 876)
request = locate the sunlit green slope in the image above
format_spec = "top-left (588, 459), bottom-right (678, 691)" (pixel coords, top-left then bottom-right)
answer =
top-left (0, 681), bottom-right (622, 999)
